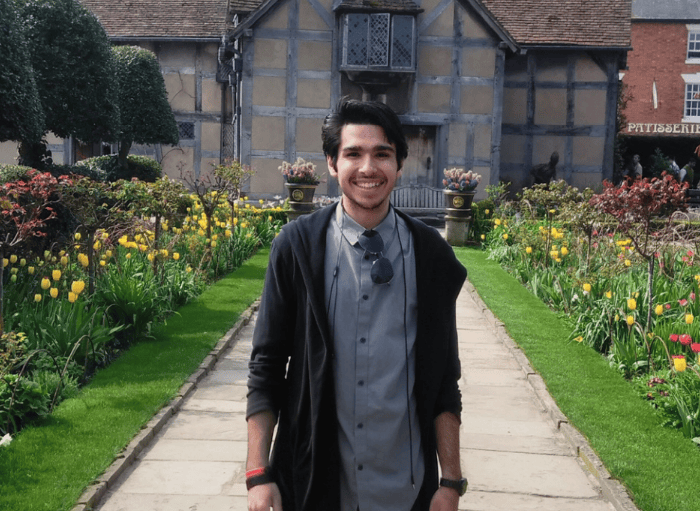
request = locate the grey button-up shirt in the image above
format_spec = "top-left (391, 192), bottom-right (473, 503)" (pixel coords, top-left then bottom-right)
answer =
top-left (325, 204), bottom-right (424, 511)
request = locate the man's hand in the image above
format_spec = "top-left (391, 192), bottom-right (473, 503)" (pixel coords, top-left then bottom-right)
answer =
top-left (248, 482), bottom-right (283, 511)
top-left (428, 486), bottom-right (460, 511)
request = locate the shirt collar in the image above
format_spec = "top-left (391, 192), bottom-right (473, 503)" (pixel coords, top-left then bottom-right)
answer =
top-left (334, 203), bottom-right (396, 248)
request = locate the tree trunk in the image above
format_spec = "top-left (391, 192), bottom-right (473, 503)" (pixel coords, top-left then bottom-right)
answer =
top-left (117, 141), bottom-right (131, 171)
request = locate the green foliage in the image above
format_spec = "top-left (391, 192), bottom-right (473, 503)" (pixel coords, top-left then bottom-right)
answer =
top-left (0, 0), bottom-right (44, 143)
top-left (18, 0), bottom-right (119, 143)
top-left (0, 165), bottom-right (33, 185)
top-left (648, 148), bottom-right (673, 180)
top-left (94, 261), bottom-right (167, 343)
top-left (0, 374), bottom-right (49, 434)
top-left (112, 45), bottom-right (178, 168)
top-left (20, 299), bottom-right (123, 367)
top-left (75, 155), bottom-right (162, 182)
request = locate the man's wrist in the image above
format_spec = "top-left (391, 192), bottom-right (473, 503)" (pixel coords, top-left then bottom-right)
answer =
top-left (246, 466), bottom-right (274, 490)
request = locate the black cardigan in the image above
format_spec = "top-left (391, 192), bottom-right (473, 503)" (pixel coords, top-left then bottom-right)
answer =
top-left (247, 203), bottom-right (467, 511)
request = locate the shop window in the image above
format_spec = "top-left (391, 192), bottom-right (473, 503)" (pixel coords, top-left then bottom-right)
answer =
top-left (342, 13), bottom-right (415, 71)
top-left (687, 26), bottom-right (700, 63)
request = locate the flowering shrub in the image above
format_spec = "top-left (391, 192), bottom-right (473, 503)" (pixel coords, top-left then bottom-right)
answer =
top-left (442, 167), bottom-right (481, 192)
top-left (280, 158), bottom-right (320, 185)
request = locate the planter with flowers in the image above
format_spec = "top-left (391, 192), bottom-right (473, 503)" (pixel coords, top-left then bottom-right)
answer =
top-left (280, 158), bottom-right (320, 214)
top-left (443, 167), bottom-right (481, 218)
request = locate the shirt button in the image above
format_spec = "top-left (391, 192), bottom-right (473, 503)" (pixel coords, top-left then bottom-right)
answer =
top-left (359, 337), bottom-right (366, 344)
top-left (362, 294), bottom-right (369, 300)
top-left (357, 423), bottom-right (363, 429)
top-left (358, 380), bottom-right (364, 386)
top-left (358, 464), bottom-right (363, 470)
top-left (364, 254), bottom-right (369, 260)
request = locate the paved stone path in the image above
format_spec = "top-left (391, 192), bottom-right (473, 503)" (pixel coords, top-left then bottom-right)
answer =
top-left (86, 280), bottom-right (637, 511)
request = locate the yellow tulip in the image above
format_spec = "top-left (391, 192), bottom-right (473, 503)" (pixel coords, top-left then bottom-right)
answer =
top-left (686, 313), bottom-right (694, 324)
top-left (673, 355), bottom-right (687, 372)
top-left (100, 260), bottom-right (106, 267)
top-left (52, 269), bottom-right (61, 281)
top-left (583, 283), bottom-right (592, 293)
top-left (50, 288), bottom-right (58, 299)
top-left (481, 234), bottom-right (486, 241)
top-left (74, 232), bottom-right (81, 241)
top-left (28, 266), bottom-right (35, 275)
top-left (9, 255), bottom-right (17, 264)
top-left (627, 298), bottom-right (637, 311)
top-left (502, 233), bottom-right (508, 240)
top-left (211, 240), bottom-right (218, 248)
top-left (494, 218), bottom-right (501, 226)
top-left (68, 292), bottom-right (78, 303)
top-left (173, 252), bottom-right (180, 261)
top-left (485, 209), bottom-right (490, 215)
top-left (561, 247), bottom-right (569, 256)
top-left (34, 294), bottom-right (42, 303)
top-left (41, 277), bottom-right (50, 290)
top-left (2, 259), bottom-right (7, 268)
top-left (60, 256), bottom-right (68, 266)
top-left (605, 291), bottom-right (612, 299)
top-left (19, 258), bottom-right (26, 266)
top-left (626, 315), bottom-right (635, 326)
top-left (655, 304), bottom-right (663, 315)
top-left (624, 259), bottom-right (631, 267)
top-left (526, 246), bottom-right (532, 254)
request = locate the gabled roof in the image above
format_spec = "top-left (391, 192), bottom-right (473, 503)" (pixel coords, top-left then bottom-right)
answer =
top-left (229, 0), bottom-right (630, 49)
top-left (479, 0), bottom-right (631, 48)
top-left (79, 0), bottom-right (230, 40)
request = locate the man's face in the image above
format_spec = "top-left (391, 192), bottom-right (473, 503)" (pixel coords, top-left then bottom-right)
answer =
top-left (327, 124), bottom-right (402, 225)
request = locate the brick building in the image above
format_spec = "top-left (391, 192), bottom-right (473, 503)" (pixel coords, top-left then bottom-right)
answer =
top-left (620, 0), bottom-right (700, 177)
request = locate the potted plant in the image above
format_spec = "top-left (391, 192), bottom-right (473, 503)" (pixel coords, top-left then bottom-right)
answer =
top-left (443, 167), bottom-right (481, 217)
top-left (280, 158), bottom-right (320, 213)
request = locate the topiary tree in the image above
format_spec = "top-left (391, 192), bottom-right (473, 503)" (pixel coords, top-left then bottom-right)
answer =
top-left (17, 0), bottom-right (119, 168)
top-left (0, 0), bottom-right (44, 145)
top-left (112, 46), bottom-right (178, 170)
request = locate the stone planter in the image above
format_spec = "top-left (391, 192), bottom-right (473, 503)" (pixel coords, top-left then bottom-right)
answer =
top-left (285, 183), bottom-right (317, 215)
top-left (444, 190), bottom-right (476, 218)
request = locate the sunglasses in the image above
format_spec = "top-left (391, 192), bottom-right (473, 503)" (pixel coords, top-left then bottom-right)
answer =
top-left (358, 230), bottom-right (394, 284)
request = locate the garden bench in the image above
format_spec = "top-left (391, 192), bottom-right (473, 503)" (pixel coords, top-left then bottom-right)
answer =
top-left (390, 184), bottom-right (446, 218)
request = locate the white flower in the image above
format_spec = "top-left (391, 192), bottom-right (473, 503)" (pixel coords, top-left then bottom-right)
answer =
top-left (572, 293), bottom-right (579, 302)
top-left (0, 433), bottom-right (12, 447)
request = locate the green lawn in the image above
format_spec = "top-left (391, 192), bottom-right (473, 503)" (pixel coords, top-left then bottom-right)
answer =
top-left (0, 249), bottom-right (269, 511)
top-left (455, 247), bottom-right (700, 511)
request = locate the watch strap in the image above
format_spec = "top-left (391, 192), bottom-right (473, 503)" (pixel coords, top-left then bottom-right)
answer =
top-left (439, 476), bottom-right (468, 496)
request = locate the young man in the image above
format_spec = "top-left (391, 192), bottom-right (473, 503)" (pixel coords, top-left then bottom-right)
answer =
top-left (246, 99), bottom-right (467, 511)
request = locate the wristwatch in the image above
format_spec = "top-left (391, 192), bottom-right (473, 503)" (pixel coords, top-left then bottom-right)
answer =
top-left (439, 477), bottom-right (468, 496)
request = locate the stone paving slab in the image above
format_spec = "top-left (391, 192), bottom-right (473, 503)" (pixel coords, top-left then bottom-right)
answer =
top-left (89, 284), bottom-right (638, 511)
top-left (461, 491), bottom-right (616, 511)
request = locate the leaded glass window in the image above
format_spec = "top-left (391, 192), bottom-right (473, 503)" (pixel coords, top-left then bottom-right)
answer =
top-left (343, 13), bottom-right (415, 70)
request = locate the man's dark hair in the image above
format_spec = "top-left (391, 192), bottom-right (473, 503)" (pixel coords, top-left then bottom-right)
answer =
top-left (322, 98), bottom-right (409, 169)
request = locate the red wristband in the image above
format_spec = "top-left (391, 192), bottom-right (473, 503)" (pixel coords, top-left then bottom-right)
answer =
top-left (246, 467), bottom-right (267, 478)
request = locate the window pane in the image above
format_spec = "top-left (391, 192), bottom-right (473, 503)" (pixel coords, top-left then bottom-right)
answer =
top-left (689, 32), bottom-right (700, 59)
top-left (685, 83), bottom-right (700, 118)
top-left (391, 16), bottom-right (414, 68)
top-left (346, 14), bottom-right (368, 66)
top-left (178, 121), bottom-right (195, 140)
top-left (368, 14), bottom-right (389, 66)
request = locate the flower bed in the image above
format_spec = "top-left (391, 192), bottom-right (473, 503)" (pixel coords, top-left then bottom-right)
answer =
top-left (0, 170), bottom-right (284, 439)
top-left (481, 177), bottom-right (700, 445)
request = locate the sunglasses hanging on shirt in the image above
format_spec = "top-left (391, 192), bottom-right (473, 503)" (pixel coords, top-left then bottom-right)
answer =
top-left (358, 230), bottom-right (394, 284)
